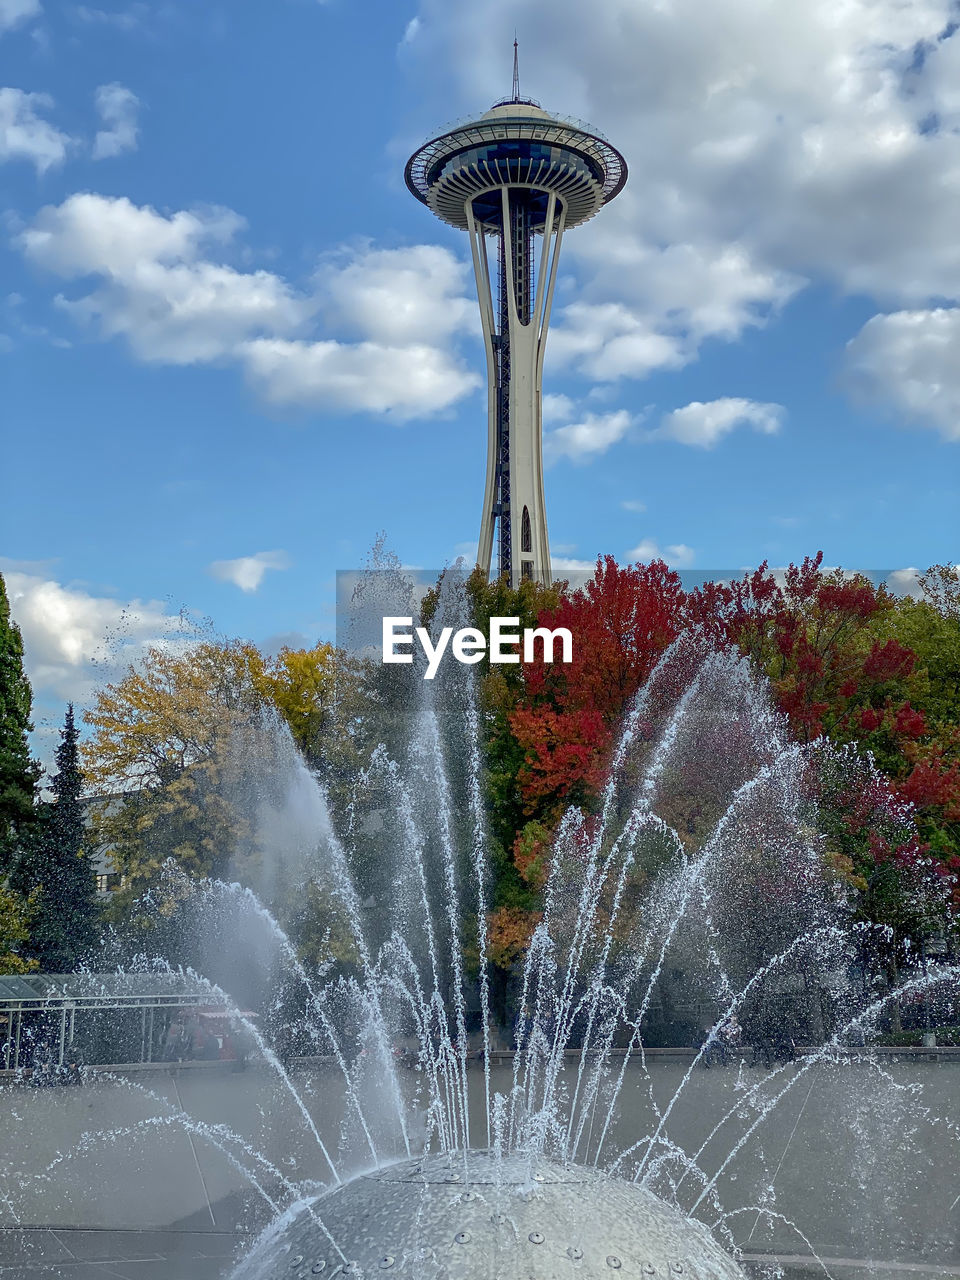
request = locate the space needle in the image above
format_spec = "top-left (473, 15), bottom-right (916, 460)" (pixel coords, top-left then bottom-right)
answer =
top-left (405, 46), bottom-right (627, 587)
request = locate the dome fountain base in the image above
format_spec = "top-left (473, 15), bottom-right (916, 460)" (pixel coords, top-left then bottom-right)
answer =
top-left (233, 1150), bottom-right (748, 1280)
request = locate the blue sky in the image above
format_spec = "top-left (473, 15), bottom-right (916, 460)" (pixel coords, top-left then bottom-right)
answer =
top-left (1, 0), bottom-right (958, 751)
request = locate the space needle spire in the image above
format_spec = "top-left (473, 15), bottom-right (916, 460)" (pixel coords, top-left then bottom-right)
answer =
top-left (405, 55), bottom-right (627, 586)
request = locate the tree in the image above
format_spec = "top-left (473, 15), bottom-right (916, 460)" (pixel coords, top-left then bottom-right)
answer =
top-left (0, 886), bottom-right (36, 973)
top-left (13, 706), bottom-right (98, 971)
top-left (0, 573), bottom-right (39, 873)
top-left (688, 553), bottom-right (898, 743)
top-left (0, 573), bottom-right (40, 972)
top-left (448, 568), bottom-right (568, 843)
top-left (421, 569), bottom-right (567, 1016)
top-left (688, 554), bottom-right (960, 925)
top-left (878, 570), bottom-right (960, 881)
top-left (511, 557), bottom-right (686, 818)
top-left (82, 641), bottom-right (270, 892)
top-left (449, 560), bottom-right (688, 998)
top-left (525, 556), bottom-right (686, 719)
top-left (917, 563), bottom-right (960, 619)
top-left (257, 643), bottom-right (337, 769)
top-left (82, 639), bottom-right (351, 902)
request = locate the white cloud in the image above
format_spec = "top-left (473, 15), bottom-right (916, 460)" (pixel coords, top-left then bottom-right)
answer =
top-left (20, 194), bottom-right (307, 363)
top-left (844, 308), bottom-right (960, 441)
top-left (0, 88), bottom-right (71, 172)
top-left (542, 393), bottom-right (575, 423)
top-left (621, 499), bottom-right (646, 513)
top-left (4, 570), bottom-right (186, 706)
top-left (21, 194), bottom-right (239, 275)
top-left (208, 550), bottom-right (290, 593)
top-left (668, 545), bottom-right (696, 568)
top-left (627, 539), bottom-right (695, 567)
top-left (627, 540), bottom-right (659, 561)
top-left (547, 302), bottom-right (688, 381)
top-left (889, 565), bottom-right (960, 602)
top-left (0, 0), bottom-right (40, 35)
top-left (318, 243), bottom-right (475, 346)
top-left (92, 82), bottom-right (139, 159)
top-left (653, 398), bottom-right (784, 448)
top-left (241, 338), bottom-right (479, 418)
top-left (403, 0), bottom-right (960, 412)
top-left (886, 568), bottom-right (923, 597)
top-left (18, 193), bottom-right (478, 417)
top-left (552, 235), bottom-right (799, 382)
top-left (544, 408), bottom-right (633, 462)
top-left (552, 556), bottom-right (596, 572)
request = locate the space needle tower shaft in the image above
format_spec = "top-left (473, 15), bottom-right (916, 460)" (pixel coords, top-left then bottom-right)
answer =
top-left (405, 50), bottom-right (627, 587)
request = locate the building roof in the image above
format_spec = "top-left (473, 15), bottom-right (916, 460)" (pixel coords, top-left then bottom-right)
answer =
top-left (481, 100), bottom-right (551, 121)
top-left (0, 971), bottom-right (230, 1010)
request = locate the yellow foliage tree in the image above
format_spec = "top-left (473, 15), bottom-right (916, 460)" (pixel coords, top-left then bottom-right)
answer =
top-left (83, 641), bottom-right (271, 891)
top-left (486, 905), bottom-right (542, 970)
top-left (82, 639), bottom-right (348, 898)
top-left (83, 642), bottom-right (268, 792)
top-left (255, 644), bottom-right (337, 765)
top-left (0, 885), bottom-right (37, 973)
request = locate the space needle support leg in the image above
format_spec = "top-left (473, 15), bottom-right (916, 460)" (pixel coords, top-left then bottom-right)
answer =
top-left (499, 186), bottom-right (518, 582)
top-left (533, 201), bottom-right (565, 580)
top-left (536, 203), bottom-right (565, 381)
top-left (534, 193), bottom-right (557, 338)
top-left (500, 187), bottom-right (517, 324)
top-left (467, 197), bottom-right (498, 579)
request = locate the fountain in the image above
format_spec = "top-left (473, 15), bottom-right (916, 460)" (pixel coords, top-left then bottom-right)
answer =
top-left (232, 1151), bottom-right (747, 1280)
top-left (3, 572), bottom-right (958, 1278)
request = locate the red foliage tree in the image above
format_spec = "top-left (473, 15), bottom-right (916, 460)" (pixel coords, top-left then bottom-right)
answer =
top-left (687, 553), bottom-right (896, 743)
top-left (510, 556), bottom-right (686, 817)
top-left (689, 553), bottom-right (960, 893)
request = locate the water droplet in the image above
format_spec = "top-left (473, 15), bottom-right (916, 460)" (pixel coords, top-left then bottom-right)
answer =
top-left (292, 1260), bottom-right (304, 1269)
top-left (529, 1231), bottom-right (545, 1244)
top-left (460, 1191), bottom-right (475, 1202)
top-left (607, 1256), bottom-right (623, 1270)
top-left (455, 1231), bottom-right (471, 1244)
top-left (568, 1246), bottom-right (584, 1260)
top-left (379, 1257), bottom-right (395, 1270)
top-left (312, 1265), bottom-right (327, 1275)
top-left (672, 1266), bottom-right (684, 1274)
top-left (533, 1173), bottom-right (546, 1182)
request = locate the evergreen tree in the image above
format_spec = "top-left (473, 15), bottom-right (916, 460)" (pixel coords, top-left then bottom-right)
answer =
top-left (0, 572), bottom-right (39, 873)
top-left (19, 706), bottom-right (99, 971)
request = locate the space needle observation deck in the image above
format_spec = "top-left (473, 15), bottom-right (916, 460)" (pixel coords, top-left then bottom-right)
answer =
top-left (405, 49), bottom-right (627, 587)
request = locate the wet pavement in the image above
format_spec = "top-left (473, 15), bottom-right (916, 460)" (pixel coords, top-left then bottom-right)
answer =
top-left (2, 1058), bottom-right (958, 1277)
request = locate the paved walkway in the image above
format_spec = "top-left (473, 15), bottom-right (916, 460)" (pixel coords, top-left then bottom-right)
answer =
top-left (3, 1058), bottom-right (957, 1276)
top-left (0, 1226), bottom-right (244, 1279)
top-left (4, 1231), bottom-right (960, 1280)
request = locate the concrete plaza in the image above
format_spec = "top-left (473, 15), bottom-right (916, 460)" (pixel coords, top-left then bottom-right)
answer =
top-left (1, 1058), bottom-right (958, 1279)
